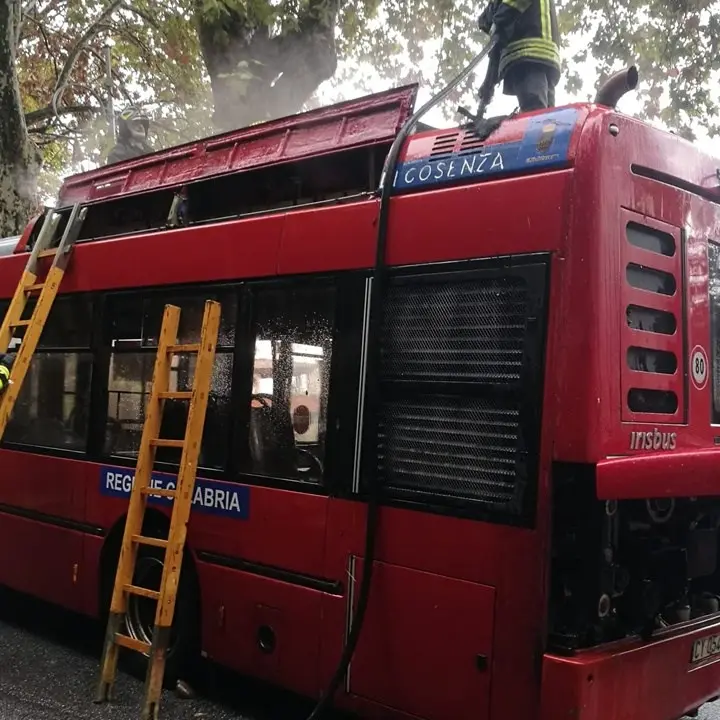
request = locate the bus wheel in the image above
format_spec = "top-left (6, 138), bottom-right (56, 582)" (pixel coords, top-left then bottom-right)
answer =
top-left (101, 541), bottom-right (201, 687)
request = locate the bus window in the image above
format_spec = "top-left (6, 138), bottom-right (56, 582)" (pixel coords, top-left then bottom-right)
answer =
top-left (247, 284), bottom-right (335, 484)
top-left (104, 289), bottom-right (237, 469)
top-left (4, 296), bottom-right (93, 451)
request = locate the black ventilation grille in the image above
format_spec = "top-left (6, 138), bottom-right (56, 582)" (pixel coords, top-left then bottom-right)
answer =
top-left (381, 277), bottom-right (528, 383)
top-left (430, 133), bottom-right (458, 157)
top-left (378, 396), bottom-right (521, 506)
top-left (372, 259), bottom-right (549, 524)
top-left (429, 129), bottom-right (487, 158)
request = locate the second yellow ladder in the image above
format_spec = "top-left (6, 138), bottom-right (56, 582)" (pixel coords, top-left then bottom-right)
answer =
top-left (95, 299), bottom-right (221, 719)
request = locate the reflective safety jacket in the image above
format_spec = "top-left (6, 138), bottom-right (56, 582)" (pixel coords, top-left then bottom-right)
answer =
top-left (0, 353), bottom-right (14, 394)
top-left (478, 0), bottom-right (561, 82)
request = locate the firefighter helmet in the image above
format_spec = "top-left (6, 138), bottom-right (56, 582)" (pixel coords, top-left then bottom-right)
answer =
top-left (117, 106), bottom-right (150, 141)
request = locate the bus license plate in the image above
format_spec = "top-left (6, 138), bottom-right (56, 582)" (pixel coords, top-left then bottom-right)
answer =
top-left (691, 633), bottom-right (720, 664)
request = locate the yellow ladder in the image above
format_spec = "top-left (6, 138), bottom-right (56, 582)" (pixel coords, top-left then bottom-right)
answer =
top-left (95, 300), bottom-right (221, 720)
top-left (0, 203), bottom-right (86, 440)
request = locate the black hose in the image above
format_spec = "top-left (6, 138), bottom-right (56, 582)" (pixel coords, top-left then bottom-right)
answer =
top-left (304, 37), bottom-right (497, 720)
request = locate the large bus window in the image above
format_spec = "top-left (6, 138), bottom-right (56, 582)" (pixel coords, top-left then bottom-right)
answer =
top-left (104, 289), bottom-right (237, 470)
top-left (246, 284), bottom-right (335, 484)
top-left (4, 295), bottom-right (94, 451)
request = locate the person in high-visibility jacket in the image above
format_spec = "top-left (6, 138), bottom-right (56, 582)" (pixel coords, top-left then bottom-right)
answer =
top-left (478, 0), bottom-right (561, 113)
top-left (106, 106), bottom-right (152, 165)
top-left (0, 354), bottom-right (14, 394)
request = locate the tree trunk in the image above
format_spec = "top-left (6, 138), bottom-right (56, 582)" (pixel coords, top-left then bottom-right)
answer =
top-left (0, 1), bottom-right (40, 237)
top-left (195, 0), bottom-right (339, 131)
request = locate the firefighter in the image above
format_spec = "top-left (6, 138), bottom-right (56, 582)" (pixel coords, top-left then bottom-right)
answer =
top-left (106, 106), bottom-right (152, 165)
top-left (477, 0), bottom-right (561, 113)
top-left (0, 353), bottom-right (14, 394)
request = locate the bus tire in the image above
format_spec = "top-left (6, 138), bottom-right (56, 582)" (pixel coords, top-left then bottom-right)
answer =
top-left (100, 536), bottom-right (201, 687)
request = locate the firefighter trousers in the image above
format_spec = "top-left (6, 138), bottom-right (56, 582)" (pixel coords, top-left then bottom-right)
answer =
top-left (504, 61), bottom-right (556, 112)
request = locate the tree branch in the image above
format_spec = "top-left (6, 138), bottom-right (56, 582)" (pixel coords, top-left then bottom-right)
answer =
top-left (84, 45), bottom-right (134, 103)
top-left (117, 1), bottom-right (161, 31)
top-left (53, 0), bottom-right (122, 97)
top-left (21, 13), bottom-right (59, 79)
top-left (25, 103), bottom-right (97, 127)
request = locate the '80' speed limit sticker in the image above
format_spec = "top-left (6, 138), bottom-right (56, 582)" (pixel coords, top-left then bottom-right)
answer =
top-left (691, 345), bottom-right (709, 390)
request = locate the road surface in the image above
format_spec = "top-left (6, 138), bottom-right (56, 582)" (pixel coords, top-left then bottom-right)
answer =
top-left (0, 589), bottom-right (718, 719)
top-left (0, 588), bottom-right (347, 720)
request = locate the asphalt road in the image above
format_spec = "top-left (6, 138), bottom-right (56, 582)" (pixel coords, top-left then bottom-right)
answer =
top-left (0, 588), bottom-right (349, 720)
top-left (0, 589), bottom-right (720, 720)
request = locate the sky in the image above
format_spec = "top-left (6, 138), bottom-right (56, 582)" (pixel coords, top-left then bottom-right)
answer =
top-left (315, 31), bottom-right (720, 157)
top-left (59, 18), bottom-right (720, 189)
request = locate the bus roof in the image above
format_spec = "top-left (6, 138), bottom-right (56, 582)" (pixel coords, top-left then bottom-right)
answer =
top-left (58, 84), bottom-right (419, 208)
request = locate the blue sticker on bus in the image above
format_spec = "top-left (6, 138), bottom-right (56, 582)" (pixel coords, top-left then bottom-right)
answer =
top-left (392, 107), bottom-right (579, 192)
top-left (100, 465), bottom-right (250, 520)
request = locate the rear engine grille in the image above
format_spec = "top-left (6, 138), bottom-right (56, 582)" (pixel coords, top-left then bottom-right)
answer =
top-left (374, 259), bottom-right (549, 523)
top-left (378, 396), bottom-right (519, 504)
top-left (381, 277), bottom-right (528, 383)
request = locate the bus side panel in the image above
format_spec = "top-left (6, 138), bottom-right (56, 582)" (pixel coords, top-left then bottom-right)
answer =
top-left (0, 510), bottom-right (84, 612)
top-left (386, 171), bottom-right (571, 267)
top-left (80, 533), bottom-right (104, 618)
top-left (0, 449), bottom-right (86, 521)
top-left (196, 561), bottom-right (323, 698)
top-left (185, 486), bottom-right (329, 579)
top-left (0, 450), bottom-right (89, 613)
top-left (348, 559), bottom-right (495, 720)
top-left (85, 470), bottom-right (331, 582)
top-left (321, 500), bottom-right (546, 720)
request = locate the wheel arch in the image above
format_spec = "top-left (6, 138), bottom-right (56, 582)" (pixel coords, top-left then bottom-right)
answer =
top-left (97, 508), bottom-right (202, 622)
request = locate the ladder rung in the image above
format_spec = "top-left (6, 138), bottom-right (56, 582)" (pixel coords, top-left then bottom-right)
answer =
top-left (10, 319), bottom-right (31, 327)
top-left (158, 391), bottom-right (192, 400)
top-left (167, 343), bottom-right (200, 354)
top-left (124, 584), bottom-right (160, 601)
top-left (140, 486), bottom-right (176, 498)
top-left (114, 633), bottom-right (151, 653)
top-left (131, 534), bottom-right (168, 549)
top-left (150, 438), bottom-right (184, 448)
top-left (37, 249), bottom-right (57, 258)
top-left (24, 283), bottom-right (44, 293)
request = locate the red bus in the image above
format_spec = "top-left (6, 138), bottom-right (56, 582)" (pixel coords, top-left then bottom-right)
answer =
top-left (1, 71), bottom-right (720, 720)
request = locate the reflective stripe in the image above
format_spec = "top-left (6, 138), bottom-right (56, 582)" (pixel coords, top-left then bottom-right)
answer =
top-left (505, 37), bottom-right (558, 53)
top-left (540, 0), bottom-right (551, 42)
top-left (0, 365), bottom-right (11, 381)
top-left (502, 38), bottom-right (560, 66)
top-left (503, 0), bottom-right (532, 11)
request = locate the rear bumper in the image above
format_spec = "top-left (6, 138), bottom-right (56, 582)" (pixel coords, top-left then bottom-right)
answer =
top-left (539, 616), bottom-right (720, 720)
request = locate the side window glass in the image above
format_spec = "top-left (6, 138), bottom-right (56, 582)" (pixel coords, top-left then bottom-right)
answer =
top-left (246, 284), bottom-right (335, 483)
top-left (104, 289), bottom-right (237, 469)
top-left (108, 292), bottom-right (236, 348)
top-left (4, 295), bottom-right (93, 451)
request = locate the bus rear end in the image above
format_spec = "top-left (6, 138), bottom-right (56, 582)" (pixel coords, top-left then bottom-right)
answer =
top-left (528, 79), bottom-right (720, 720)
top-left (387, 79), bottom-right (720, 720)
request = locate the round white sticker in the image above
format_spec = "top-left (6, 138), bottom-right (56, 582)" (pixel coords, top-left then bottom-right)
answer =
top-left (691, 345), bottom-right (708, 389)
